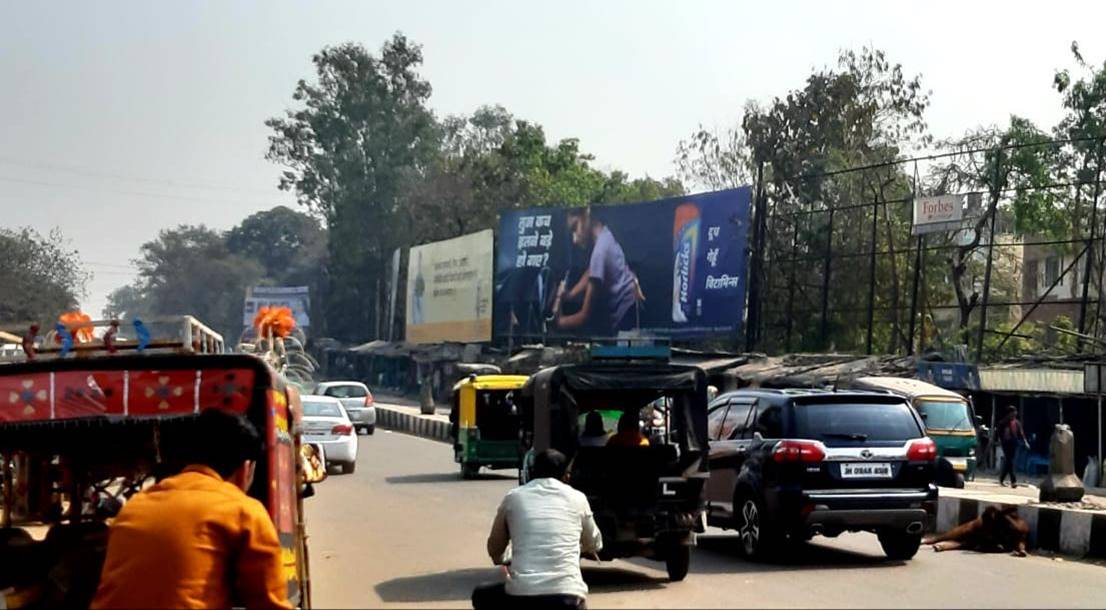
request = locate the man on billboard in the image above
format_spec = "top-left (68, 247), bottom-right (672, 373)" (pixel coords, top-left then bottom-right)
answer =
top-left (552, 207), bottom-right (644, 336)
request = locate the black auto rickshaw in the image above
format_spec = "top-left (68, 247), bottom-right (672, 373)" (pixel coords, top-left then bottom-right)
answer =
top-left (449, 374), bottom-right (528, 479)
top-left (517, 351), bottom-right (709, 581)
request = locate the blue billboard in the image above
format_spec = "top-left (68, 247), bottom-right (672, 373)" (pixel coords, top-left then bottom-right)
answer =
top-left (494, 187), bottom-right (752, 340)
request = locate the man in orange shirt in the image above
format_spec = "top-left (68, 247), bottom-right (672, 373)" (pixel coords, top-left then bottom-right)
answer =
top-left (605, 410), bottom-right (650, 448)
top-left (92, 409), bottom-right (291, 609)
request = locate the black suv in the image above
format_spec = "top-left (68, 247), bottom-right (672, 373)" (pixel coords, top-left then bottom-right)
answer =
top-left (704, 389), bottom-right (938, 560)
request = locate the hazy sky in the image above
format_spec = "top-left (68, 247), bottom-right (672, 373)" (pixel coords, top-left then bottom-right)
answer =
top-left (3, 1), bottom-right (1105, 316)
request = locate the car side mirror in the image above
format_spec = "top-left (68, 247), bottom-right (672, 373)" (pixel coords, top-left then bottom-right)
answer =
top-left (974, 415), bottom-right (984, 426)
top-left (752, 431), bottom-right (764, 442)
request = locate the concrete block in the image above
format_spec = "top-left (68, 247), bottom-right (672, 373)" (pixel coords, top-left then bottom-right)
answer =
top-left (1059, 511), bottom-right (1093, 557)
top-left (937, 496), bottom-right (960, 532)
top-left (1017, 504), bottom-right (1039, 549)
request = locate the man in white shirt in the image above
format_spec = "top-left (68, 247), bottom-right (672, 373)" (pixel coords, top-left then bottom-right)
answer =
top-left (473, 449), bottom-right (603, 609)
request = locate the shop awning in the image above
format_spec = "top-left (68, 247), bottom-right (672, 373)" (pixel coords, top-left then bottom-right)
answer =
top-left (978, 367), bottom-right (1085, 395)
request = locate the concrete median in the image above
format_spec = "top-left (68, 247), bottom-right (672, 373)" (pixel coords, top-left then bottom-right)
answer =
top-left (936, 487), bottom-right (1106, 559)
top-left (375, 404), bottom-right (451, 443)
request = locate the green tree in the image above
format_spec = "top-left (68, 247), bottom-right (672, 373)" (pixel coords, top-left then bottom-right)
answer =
top-left (0, 227), bottom-right (88, 323)
top-left (266, 34), bottom-right (440, 342)
top-left (102, 283), bottom-right (152, 320)
top-left (128, 225), bottom-right (264, 340)
top-left (226, 205), bottom-right (327, 286)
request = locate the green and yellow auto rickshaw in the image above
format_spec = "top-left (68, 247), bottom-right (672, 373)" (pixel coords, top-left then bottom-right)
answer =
top-left (851, 376), bottom-right (979, 487)
top-left (449, 375), bottom-right (529, 479)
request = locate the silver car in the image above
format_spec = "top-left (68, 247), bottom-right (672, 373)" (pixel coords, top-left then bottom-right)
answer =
top-left (315, 381), bottom-right (377, 435)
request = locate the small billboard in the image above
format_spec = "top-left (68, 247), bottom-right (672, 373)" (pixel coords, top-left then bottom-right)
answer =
top-left (243, 286), bottom-right (311, 328)
top-left (912, 194), bottom-right (964, 235)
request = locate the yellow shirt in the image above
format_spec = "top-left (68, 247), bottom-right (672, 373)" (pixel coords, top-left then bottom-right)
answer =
top-left (92, 465), bottom-right (291, 609)
top-left (605, 431), bottom-right (650, 448)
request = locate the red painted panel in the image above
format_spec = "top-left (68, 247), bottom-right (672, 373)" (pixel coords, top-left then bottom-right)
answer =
top-left (54, 370), bottom-right (126, 418)
top-left (199, 368), bottom-right (255, 414)
top-left (128, 370), bottom-right (196, 415)
top-left (0, 373), bottom-right (51, 422)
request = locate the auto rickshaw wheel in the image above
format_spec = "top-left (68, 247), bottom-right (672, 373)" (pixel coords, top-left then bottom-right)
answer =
top-left (953, 473), bottom-right (965, 488)
top-left (664, 545), bottom-right (690, 581)
top-left (461, 462), bottom-right (480, 479)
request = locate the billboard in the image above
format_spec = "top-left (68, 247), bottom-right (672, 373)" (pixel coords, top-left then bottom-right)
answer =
top-left (494, 187), bottom-right (752, 340)
top-left (913, 194), bottom-right (964, 235)
top-left (243, 286), bottom-right (311, 329)
top-left (406, 229), bottom-right (494, 344)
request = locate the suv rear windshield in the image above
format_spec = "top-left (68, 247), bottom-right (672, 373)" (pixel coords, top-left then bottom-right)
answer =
top-left (917, 400), bottom-right (972, 431)
top-left (794, 402), bottom-right (922, 443)
top-left (324, 385), bottom-right (368, 399)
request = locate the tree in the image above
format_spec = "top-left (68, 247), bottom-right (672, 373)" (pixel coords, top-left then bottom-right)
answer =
top-left (128, 225), bottom-right (264, 340)
top-left (103, 283), bottom-right (152, 320)
top-left (266, 35), bottom-right (440, 342)
top-left (226, 205), bottom-right (327, 286)
top-left (0, 227), bottom-right (88, 323)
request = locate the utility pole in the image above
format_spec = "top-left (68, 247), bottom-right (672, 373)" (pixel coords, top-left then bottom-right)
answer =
top-left (975, 152), bottom-right (1003, 363)
top-left (745, 162), bottom-right (767, 352)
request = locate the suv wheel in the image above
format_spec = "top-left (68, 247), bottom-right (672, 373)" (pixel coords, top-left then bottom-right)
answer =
top-left (736, 494), bottom-right (774, 559)
top-left (664, 545), bottom-right (690, 581)
top-left (877, 530), bottom-right (922, 560)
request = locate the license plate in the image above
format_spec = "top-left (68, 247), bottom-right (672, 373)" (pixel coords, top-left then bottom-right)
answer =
top-left (840, 462), bottom-right (893, 478)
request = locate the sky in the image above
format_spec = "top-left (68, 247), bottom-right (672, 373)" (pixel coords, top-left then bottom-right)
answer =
top-left (2, 0), bottom-right (1105, 317)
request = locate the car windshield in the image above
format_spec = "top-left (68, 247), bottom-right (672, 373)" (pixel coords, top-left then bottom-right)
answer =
top-left (917, 400), bottom-right (973, 431)
top-left (324, 385), bottom-right (368, 399)
top-left (303, 401), bottom-right (343, 418)
top-left (794, 402), bottom-right (921, 443)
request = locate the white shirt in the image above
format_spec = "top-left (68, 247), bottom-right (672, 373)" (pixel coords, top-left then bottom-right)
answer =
top-left (486, 477), bottom-right (603, 598)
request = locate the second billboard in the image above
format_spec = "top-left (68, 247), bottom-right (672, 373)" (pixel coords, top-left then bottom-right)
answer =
top-left (406, 229), bottom-right (494, 344)
top-left (494, 187), bottom-right (752, 340)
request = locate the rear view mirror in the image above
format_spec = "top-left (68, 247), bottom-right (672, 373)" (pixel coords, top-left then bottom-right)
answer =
top-left (301, 443), bottom-right (328, 486)
top-left (974, 415), bottom-right (984, 426)
top-left (753, 431), bottom-right (764, 442)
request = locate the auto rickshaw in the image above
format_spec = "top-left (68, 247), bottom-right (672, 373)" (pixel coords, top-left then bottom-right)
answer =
top-left (449, 374), bottom-right (528, 479)
top-left (517, 347), bottom-right (708, 581)
top-left (849, 376), bottom-right (980, 487)
top-left (0, 316), bottom-right (324, 609)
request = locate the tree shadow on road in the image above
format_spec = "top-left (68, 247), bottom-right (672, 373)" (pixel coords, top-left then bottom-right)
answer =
top-left (385, 472), bottom-right (517, 485)
top-left (375, 567), bottom-right (494, 603)
top-left (692, 533), bottom-right (908, 573)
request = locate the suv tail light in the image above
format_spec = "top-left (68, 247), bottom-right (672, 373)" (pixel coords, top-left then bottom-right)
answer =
top-left (906, 437), bottom-right (937, 461)
top-left (365, 393), bottom-right (374, 407)
top-left (773, 440), bottom-right (826, 463)
top-left (331, 424), bottom-right (353, 436)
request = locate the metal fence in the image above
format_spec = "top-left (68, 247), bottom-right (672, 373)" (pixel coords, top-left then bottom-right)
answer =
top-left (744, 135), bottom-right (1106, 362)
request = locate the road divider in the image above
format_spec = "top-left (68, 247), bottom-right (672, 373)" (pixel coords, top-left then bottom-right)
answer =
top-left (936, 490), bottom-right (1106, 559)
top-left (376, 404), bottom-right (450, 443)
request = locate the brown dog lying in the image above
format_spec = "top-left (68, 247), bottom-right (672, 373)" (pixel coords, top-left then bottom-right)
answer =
top-left (923, 505), bottom-right (1030, 557)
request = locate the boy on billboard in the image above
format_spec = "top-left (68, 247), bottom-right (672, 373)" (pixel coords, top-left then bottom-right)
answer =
top-left (552, 207), bottom-right (644, 336)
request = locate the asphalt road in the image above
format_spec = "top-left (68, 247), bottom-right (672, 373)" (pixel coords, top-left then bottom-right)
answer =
top-left (305, 425), bottom-right (1106, 609)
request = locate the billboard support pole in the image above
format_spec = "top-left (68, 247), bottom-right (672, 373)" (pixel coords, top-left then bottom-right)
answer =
top-left (975, 155), bottom-right (1003, 363)
top-left (866, 194), bottom-right (879, 355)
top-left (820, 207), bottom-right (835, 349)
top-left (745, 162), bottom-right (767, 352)
top-left (906, 162), bottom-right (921, 356)
top-left (1078, 140), bottom-right (1104, 343)
top-left (785, 204), bottom-right (801, 352)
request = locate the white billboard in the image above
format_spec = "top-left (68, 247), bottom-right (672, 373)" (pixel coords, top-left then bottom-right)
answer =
top-left (243, 286), bottom-right (311, 328)
top-left (406, 229), bottom-right (493, 344)
top-left (913, 194), bottom-right (964, 235)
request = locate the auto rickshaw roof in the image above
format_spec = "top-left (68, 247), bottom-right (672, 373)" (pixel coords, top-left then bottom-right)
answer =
top-left (452, 374), bottom-right (529, 392)
top-left (850, 376), bottom-right (966, 402)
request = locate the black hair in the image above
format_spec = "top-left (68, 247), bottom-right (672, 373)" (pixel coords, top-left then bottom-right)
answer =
top-left (583, 411), bottom-right (606, 437)
top-left (169, 409), bottom-right (262, 478)
top-left (617, 410), bottom-right (640, 433)
top-left (530, 449), bottom-right (568, 480)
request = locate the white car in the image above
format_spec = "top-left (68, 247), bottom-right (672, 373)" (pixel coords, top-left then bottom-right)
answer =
top-left (316, 381), bottom-right (377, 435)
top-left (301, 395), bottom-right (359, 474)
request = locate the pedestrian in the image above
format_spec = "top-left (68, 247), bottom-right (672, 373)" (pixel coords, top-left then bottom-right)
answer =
top-left (92, 409), bottom-right (291, 609)
top-left (996, 405), bottom-right (1030, 488)
top-left (474, 449), bottom-right (602, 610)
top-left (579, 411), bottom-right (609, 447)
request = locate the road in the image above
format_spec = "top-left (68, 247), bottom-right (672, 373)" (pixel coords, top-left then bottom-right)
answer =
top-left (306, 425), bottom-right (1106, 609)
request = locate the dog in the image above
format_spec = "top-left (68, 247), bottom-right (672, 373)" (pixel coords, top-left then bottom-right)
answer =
top-left (923, 505), bottom-right (1029, 557)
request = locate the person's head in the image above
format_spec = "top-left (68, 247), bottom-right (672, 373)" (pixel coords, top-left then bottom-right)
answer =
top-left (530, 449), bottom-right (569, 481)
top-left (181, 409), bottom-right (262, 491)
top-left (583, 411), bottom-right (606, 437)
top-left (617, 410), bottom-right (641, 434)
top-left (1005, 405), bottom-right (1018, 418)
top-left (566, 207), bottom-right (595, 248)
